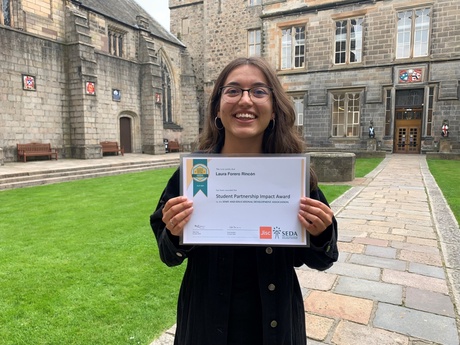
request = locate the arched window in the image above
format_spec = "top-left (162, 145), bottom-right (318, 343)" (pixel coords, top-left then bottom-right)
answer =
top-left (161, 61), bottom-right (173, 123)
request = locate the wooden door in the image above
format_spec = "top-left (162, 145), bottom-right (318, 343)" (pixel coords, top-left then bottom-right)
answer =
top-left (120, 117), bottom-right (132, 153)
top-left (394, 108), bottom-right (422, 153)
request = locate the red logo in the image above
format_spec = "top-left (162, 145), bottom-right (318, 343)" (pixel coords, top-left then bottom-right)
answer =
top-left (260, 226), bottom-right (272, 239)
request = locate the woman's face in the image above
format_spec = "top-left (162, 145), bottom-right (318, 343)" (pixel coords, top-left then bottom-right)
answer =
top-left (217, 64), bottom-right (274, 153)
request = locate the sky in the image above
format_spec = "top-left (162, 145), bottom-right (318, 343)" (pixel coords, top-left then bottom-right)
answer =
top-left (135, 0), bottom-right (171, 32)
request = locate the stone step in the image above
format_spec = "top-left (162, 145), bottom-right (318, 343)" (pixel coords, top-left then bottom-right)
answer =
top-left (0, 159), bottom-right (180, 190)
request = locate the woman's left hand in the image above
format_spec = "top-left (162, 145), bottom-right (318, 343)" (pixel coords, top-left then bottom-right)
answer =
top-left (298, 197), bottom-right (333, 236)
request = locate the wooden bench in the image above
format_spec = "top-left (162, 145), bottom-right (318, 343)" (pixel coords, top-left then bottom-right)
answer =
top-left (17, 143), bottom-right (58, 162)
top-left (100, 141), bottom-right (124, 156)
top-left (168, 140), bottom-right (180, 152)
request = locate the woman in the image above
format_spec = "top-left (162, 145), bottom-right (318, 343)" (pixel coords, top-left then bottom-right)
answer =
top-left (150, 57), bottom-right (338, 345)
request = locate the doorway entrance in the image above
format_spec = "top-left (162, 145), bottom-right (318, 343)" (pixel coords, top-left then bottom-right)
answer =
top-left (120, 117), bottom-right (132, 153)
top-left (394, 90), bottom-right (424, 154)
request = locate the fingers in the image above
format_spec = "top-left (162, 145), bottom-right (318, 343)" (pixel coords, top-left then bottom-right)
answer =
top-left (162, 196), bottom-right (194, 236)
top-left (298, 197), bottom-right (333, 236)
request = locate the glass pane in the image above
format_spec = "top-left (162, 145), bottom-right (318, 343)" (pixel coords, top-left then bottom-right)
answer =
top-left (335, 21), bottom-right (347, 64)
top-left (414, 8), bottom-right (430, 57)
top-left (294, 26), bottom-right (305, 68)
top-left (350, 18), bottom-right (363, 63)
top-left (397, 11), bottom-right (412, 58)
top-left (281, 29), bottom-right (292, 69)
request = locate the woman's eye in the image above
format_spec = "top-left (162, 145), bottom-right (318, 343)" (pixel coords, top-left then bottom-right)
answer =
top-left (225, 88), bottom-right (240, 96)
top-left (253, 88), bottom-right (269, 97)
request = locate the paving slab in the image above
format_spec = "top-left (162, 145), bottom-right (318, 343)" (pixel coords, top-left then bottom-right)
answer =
top-left (334, 276), bottom-right (403, 304)
top-left (374, 303), bottom-right (459, 345)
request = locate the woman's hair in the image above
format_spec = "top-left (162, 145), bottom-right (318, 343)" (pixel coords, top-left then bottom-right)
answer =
top-left (197, 56), bottom-right (318, 189)
top-left (198, 56), bottom-right (305, 154)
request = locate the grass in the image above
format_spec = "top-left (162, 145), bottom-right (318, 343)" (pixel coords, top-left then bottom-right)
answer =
top-left (0, 168), bottom-right (184, 345)
top-left (427, 159), bottom-right (460, 224)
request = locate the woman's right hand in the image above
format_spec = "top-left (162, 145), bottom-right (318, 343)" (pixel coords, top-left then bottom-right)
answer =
top-left (162, 196), bottom-right (194, 236)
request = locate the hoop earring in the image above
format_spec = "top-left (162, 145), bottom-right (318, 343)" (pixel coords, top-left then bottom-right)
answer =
top-left (270, 118), bottom-right (276, 130)
top-left (214, 117), bottom-right (224, 130)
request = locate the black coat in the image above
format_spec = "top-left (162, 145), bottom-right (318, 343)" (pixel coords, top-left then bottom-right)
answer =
top-left (150, 168), bottom-right (338, 345)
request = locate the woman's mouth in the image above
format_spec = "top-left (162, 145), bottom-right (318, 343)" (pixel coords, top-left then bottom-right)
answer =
top-left (235, 113), bottom-right (256, 119)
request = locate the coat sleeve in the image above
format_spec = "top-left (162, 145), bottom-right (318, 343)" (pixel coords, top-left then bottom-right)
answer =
top-left (294, 187), bottom-right (339, 271)
top-left (150, 168), bottom-right (194, 267)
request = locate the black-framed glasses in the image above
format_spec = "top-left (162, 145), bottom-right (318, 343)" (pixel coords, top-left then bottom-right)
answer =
top-left (219, 85), bottom-right (272, 104)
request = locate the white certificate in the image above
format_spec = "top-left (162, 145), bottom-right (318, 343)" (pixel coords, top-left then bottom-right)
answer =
top-left (180, 154), bottom-right (310, 246)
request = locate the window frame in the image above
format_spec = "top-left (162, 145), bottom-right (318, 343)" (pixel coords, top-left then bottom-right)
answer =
top-left (108, 27), bottom-right (126, 58)
top-left (280, 25), bottom-right (306, 70)
top-left (248, 29), bottom-right (261, 57)
top-left (331, 90), bottom-right (362, 138)
top-left (396, 7), bottom-right (431, 59)
top-left (292, 95), bottom-right (305, 127)
top-left (248, 0), bottom-right (261, 6)
top-left (334, 17), bottom-right (364, 65)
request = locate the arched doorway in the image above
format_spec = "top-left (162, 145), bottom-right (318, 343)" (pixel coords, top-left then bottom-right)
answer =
top-left (119, 116), bottom-right (132, 153)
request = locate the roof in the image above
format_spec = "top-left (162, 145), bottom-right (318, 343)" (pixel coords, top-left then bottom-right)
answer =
top-left (76, 0), bottom-right (185, 47)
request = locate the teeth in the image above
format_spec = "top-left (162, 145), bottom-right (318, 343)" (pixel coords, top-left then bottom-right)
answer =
top-left (235, 113), bottom-right (255, 119)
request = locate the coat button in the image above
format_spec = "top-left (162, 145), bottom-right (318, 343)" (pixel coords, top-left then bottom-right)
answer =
top-left (265, 247), bottom-right (273, 254)
top-left (270, 320), bottom-right (278, 328)
top-left (268, 283), bottom-right (276, 291)
top-left (176, 252), bottom-right (183, 257)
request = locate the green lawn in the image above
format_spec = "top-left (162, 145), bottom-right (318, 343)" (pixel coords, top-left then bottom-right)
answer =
top-left (0, 168), bottom-right (184, 345)
top-left (427, 159), bottom-right (460, 224)
top-left (0, 155), bottom-right (430, 345)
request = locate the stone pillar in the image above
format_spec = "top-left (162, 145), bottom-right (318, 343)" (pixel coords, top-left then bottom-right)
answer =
top-left (64, 8), bottom-right (102, 159)
top-left (139, 33), bottom-right (164, 154)
top-left (439, 138), bottom-right (452, 153)
top-left (0, 148), bottom-right (4, 166)
top-left (367, 138), bottom-right (377, 151)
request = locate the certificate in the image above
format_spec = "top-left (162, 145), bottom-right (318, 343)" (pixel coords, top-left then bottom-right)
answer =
top-left (180, 154), bottom-right (310, 246)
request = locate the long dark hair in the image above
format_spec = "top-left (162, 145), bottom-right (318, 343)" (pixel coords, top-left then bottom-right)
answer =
top-left (197, 57), bottom-right (318, 189)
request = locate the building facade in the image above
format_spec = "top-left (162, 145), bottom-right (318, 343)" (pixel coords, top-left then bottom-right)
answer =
top-left (170, 0), bottom-right (460, 154)
top-left (0, 0), bottom-right (199, 161)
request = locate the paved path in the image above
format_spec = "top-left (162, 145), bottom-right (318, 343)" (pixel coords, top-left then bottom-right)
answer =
top-left (151, 154), bottom-right (460, 345)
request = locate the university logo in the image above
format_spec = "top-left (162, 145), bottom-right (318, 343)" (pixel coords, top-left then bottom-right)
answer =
top-left (191, 159), bottom-right (209, 196)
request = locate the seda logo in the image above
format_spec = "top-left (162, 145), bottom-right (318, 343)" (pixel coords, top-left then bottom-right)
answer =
top-left (259, 226), bottom-right (272, 239)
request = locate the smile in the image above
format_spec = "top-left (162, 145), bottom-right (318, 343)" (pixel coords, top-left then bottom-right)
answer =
top-left (235, 113), bottom-right (256, 119)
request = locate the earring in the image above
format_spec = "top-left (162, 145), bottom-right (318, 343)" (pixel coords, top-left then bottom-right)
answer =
top-left (270, 118), bottom-right (276, 130)
top-left (214, 117), bottom-right (224, 130)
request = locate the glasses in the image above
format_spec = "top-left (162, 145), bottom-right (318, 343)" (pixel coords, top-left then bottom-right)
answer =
top-left (220, 85), bottom-right (272, 104)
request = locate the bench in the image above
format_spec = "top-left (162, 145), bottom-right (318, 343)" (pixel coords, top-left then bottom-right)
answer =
top-left (17, 143), bottom-right (58, 162)
top-left (168, 140), bottom-right (180, 152)
top-left (100, 141), bottom-right (124, 156)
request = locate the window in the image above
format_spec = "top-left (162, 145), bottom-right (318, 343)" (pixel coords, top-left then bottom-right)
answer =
top-left (248, 0), bottom-right (261, 6)
top-left (396, 8), bottom-right (431, 59)
top-left (248, 29), bottom-right (261, 56)
top-left (182, 18), bottom-right (190, 35)
top-left (334, 18), bottom-right (363, 64)
top-left (426, 86), bottom-right (434, 136)
top-left (1, 0), bottom-right (11, 26)
top-left (292, 96), bottom-right (304, 126)
top-left (108, 29), bottom-right (124, 57)
top-left (162, 61), bottom-right (173, 123)
top-left (332, 92), bottom-right (361, 137)
top-left (384, 89), bottom-right (392, 137)
top-left (281, 26), bottom-right (305, 69)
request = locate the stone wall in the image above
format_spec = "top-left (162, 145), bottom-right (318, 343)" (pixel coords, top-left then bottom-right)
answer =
top-left (171, 0), bottom-right (460, 153)
top-left (1, 1), bottom-right (200, 161)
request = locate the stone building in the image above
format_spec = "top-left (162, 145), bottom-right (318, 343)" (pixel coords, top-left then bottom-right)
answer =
top-left (170, 0), bottom-right (460, 154)
top-left (0, 0), bottom-right (199, 161)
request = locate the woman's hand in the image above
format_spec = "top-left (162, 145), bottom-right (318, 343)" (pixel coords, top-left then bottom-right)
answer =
top-left (162, 196), bottom-right (194, 236)
top-left (298, 197), bottom-right (333, 236)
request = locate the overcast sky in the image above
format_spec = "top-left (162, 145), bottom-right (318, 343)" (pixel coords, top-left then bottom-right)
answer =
top-left (135, 0), bottom-right (170, 31)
